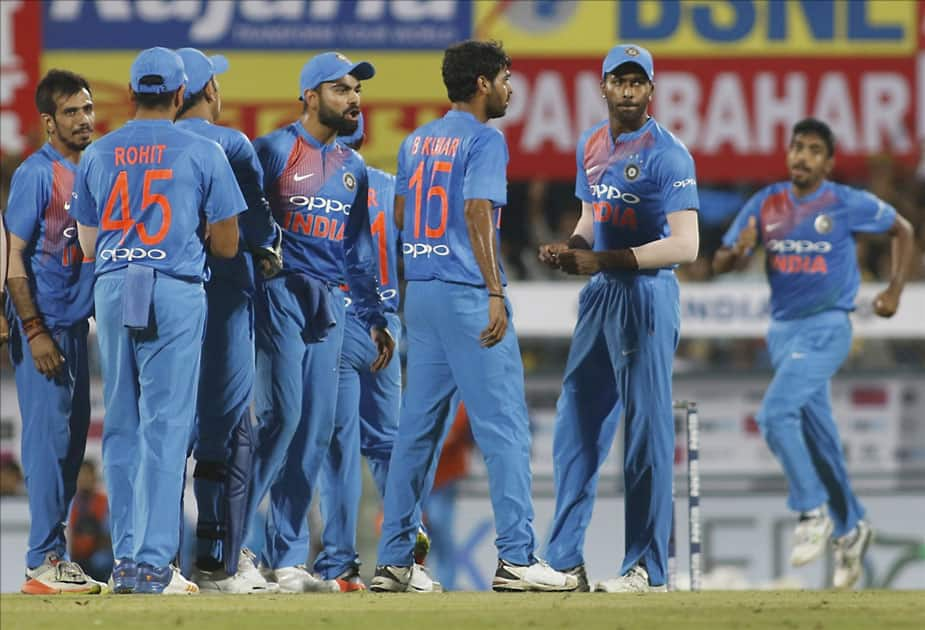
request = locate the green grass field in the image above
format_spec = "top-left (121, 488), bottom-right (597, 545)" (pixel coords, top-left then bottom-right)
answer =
top-left (1, 591), bottom-right (922, 629)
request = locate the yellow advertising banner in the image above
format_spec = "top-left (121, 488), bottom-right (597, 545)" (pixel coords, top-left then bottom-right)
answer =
top-left (472, 0), bottom-right (917, 57)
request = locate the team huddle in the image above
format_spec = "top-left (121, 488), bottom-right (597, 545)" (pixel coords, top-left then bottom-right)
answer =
top-left (2, 39), bottom-right (912, 596)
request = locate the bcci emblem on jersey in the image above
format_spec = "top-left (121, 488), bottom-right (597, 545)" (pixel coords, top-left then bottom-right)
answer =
top-left (625, 163), bottom-right (640, 180)
top-left (343, 172), bottom-right (356, 191)
top-left (814, 213), bottom-right (833, 234)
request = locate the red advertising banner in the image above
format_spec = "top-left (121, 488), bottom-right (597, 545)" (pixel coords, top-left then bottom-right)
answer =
top-left (495, 56), bottom-right (921, 183)
top-left (0, 0), bottom-right (41, 159)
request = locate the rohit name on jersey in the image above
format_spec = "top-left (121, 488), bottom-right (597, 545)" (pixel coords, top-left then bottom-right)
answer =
top-left (766, 239), bottom-right (830, 274)
top-left (590, 183), bottom-right (641, 230)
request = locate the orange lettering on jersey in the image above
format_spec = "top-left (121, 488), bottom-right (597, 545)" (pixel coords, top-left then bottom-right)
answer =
top-left (291, 213), bottom-right (313, 235)
top-left (114, 147), bottom-right (125, 166)
top-left (617, 207), bottom-right (637, 230)
top-left (313, 215), bottom-right (330, 238)
top-left (771, 254), bottom-right (828, 274)
top-left (594, 201), bottom-right (612, 223)
top-left (411, 137), bottom-right (421, 155)
top-left (368, 186), bottom-right (378, 208)
top-left (421, 137), bottom-right (433, 155)
top-left (114, 144), bottom-right (166, 166)
top-left (332, 219), bottom-right (345, 241)
top-left (809, 255), bottom-right (827, 274)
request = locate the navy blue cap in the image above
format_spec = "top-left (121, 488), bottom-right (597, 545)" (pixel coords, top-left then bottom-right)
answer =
top-left (176, 48), bottom-right (229, 98)
top-left (338, 112), bottom-right (365, 147)
top-left (299, 52), bottom-right (375, 100)
top-left (602, 44), bottom-right (654, 81)
top-left (130, 47), bottom-right (188, 93)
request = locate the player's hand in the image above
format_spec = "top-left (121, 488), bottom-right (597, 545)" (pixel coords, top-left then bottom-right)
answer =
top-left (480, 296), bottom-right (508, 348)
top-left (734, 216), bottom-right (758, 254)
top-left (538, 242), bottom-right (568, 268)
top-left (0, 312), bottom-right (9, 346)
top-left (253, 229), bottom-right (284, 279)
top-left (370, 326), bottom-right (395, 372)
top-left (29, 331), bottom-right (65, 378)
top-left (873, 288), bottom-right (900, 318)
top-left (556, 249), bottom-right (602, 275)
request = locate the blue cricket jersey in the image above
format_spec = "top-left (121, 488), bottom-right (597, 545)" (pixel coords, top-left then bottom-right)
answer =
top-left (69, 119), bottom-right (246, 282)
top-left (396, 110), bottom-right (508, 287)
top-left (576, 117), bottom-right (699, 268)
top-left (723, 180), bottom-right (897, 320)
top-left (356, 166), bottom-right (399, 313)
top-left (175, 117), bottom-right (277, 288)
top-left (4, 143), bottom-right (94, 328)
top-left (256, 121), bottom-right (385, 330)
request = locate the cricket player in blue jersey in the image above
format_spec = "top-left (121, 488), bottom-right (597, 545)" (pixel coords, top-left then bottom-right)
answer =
top-left (245, 52), bottom-right (393, 593)
top-left (538, 44), bottom-right (700, 593)
top-left (174, 47), bottom-right (282, 595)
top-left (713, 118), bottom-right (914, 589)
top-left (4, 70), bottom-right (101, 595)
top-left (69, 47), bottom-right (245, 595)
top-left (371, 40), bottom-right (576, 594)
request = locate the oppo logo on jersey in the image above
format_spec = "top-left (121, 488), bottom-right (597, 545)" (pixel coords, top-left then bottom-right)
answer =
top-left (590, 184), bottom-right (641, 204)
top-left (344, 288), bottom-right (398, 308)
top-left (288, 195), bottom-right (351, 215)
top-left (99, 247), bottom-right (167, 261)
top-left (766, 239), bottom-right (832, 254)
top-left (403, 243), bottom-right (450, 258)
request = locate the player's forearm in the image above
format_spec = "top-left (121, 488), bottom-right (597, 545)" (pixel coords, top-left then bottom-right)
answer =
top-left (712, 247), bottom-right (741, 275)
top-left (6, 277), bottom-right (40, 322)
top-left (630, 230), bottom-right (699, 269)
top-left (344, 210), bottom-right (387, 330)
top-left (464, 200), bottom-right (503, 295)
top-left (885, 213), bottom-right (914, 294)
top-left (77, 224), bottom-right (98, 259)
top-left (570, 204), bottom-right (594, 248)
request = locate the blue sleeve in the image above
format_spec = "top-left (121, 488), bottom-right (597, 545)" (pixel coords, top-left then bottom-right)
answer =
top-left (199, 141), bottom-right (247, 224)
top-left (463, 130), bottom-right (507, 206)
top-left (342, 166), bottom-right (387, 331)
top-left (70, 152), bottom-right (100, 227)
top-left (394, 137), bottom-right (410, 199)
top-left (253, 134), bottom-right (288, 195)
top-left (721, 190), bottom-right (764, 249)
top-left (574, 134), bottom-right (593, 203)
top-left (5, 160), bottom-right (49, 241)
top-left (846, 188), bottom-right (897, 234)
top-left (656, 146), bottom-right (699, 214)
top-left (227, 133), bottom-right (277, 249)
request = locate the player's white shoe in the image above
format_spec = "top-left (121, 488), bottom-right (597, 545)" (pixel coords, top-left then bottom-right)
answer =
top-left (272, 565), bottom-right (339, 593)
top-left (562, 564), bottom-right (592, 592)
top-left (21, 553), bottom-right (103, 595)
top-left (833, 520), bottom-right (873, 590)
top-left (790, 511), bottom-right (833, 567)
top-left (191, 564), bottom-right (277, 594)
top-left (409, 564), bottom-right (443, 593)
top-left (595, 565), bottom-right (667, 593)
top-left (237, 548), bottom-right (280, 593)
top-left (369, 565), bottom-right (412, 592)
top-left (491, 558), bottom-right (578, 592)
top-left (161, 566), bottom-right (200, 595)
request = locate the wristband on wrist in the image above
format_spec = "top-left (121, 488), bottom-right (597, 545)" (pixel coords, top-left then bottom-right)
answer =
top-left (488, 292), bottom-right (505, 299)
top-left (22, 316), bottom-right (48, 342)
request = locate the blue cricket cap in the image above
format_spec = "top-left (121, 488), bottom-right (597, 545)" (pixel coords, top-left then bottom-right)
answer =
top-left (338, 112), bottom-right (365, 148)
top-left (299, 52), bottom-right (375, 100)
top-left (602, 44), bottom-right (654, 81)
top-left (176, 47), bottom-right (229, 98)
top-left (130, 47), bottom-right (188, 93)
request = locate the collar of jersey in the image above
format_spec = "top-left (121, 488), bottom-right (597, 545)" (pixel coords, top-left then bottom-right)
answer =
top-left (42, 142), bottom-right (77, 171)
top-left (293, 120), bottom-right (336, 152)
top-left (609, 116), bottom-right (655, 148)
top-left (444, 110), bottom-right (480, 124)
top-left (177, 117), bottom-right (211, 126)
top-left (787, 179), bottom-right (832, 206)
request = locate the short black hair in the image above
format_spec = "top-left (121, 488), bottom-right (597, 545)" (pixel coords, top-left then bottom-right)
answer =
top-left (133, 75), bottom-right (179, 110)
top-left (442, 40), bottom-right (511, 103)
top-left (176, 79), bottom-right (212, 118)
top-left (791, 118), bottom-right (835, 157)
top-left (35, 69), bottom-right (91, 117)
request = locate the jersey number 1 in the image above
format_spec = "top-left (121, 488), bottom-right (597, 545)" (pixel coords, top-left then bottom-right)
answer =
top-left (408, 159), bottom-right (451, 240)
top-left (101, 169), bottom-right (173, 245)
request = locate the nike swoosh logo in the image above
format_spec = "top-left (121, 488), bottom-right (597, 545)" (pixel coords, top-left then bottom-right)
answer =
top-left (622, 349), bottom-right (637, 356)
top-left (586, 165), bottom-right (602, 177)
top-left (64, 202), bottom-right (71, 211)
top-left (766, 221), bottom-right (783, 231)
top-left (293, 173), bottom-right (314, 182)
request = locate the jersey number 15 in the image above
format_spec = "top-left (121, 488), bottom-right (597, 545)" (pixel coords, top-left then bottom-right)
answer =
top-left (408, 159), bottom-right (451, 240)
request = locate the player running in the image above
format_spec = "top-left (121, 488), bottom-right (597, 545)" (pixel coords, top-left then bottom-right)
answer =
top-left (244, 52), bottom-right (393, 593)
top-left (538, 44), bottom-right (700, 593)
top-left (712, 118), bottom-right (914, 589)
top-left (174, 47), bottom-right (282, 595)
top-left (5, 69), bottom-right (100, 595)
top-left (371, 40), bottom-right (577, 594)
top-left (69, 47), bottom-right (245, 595)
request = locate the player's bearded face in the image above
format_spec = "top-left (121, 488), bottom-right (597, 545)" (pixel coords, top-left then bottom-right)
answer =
top-left (602, 68), bottom-right (652, 127)
top-left (787, 133), bottom-right (832, 189)
top-left (485, 67), bottom-right (513, 120)
top-left (317, 78), bottom-right (361, 135)
top-left (49, 89), bottom-right (95, 152)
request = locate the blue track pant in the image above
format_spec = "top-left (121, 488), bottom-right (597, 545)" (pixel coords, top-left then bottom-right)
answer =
top-left (757, 309), bottom-right (863, 537)
top-left (314, 311), bottom-right (401, 579)
top-left (10, 319), bottom-right (90, 569)
top-left (193, 278), bottom-right (255, 573)
top-left (377, 280), bottom-right (536, 568)
top-left (95, 270), bottom-right (206, 568)
top-left (247, 275), bottom-right (346, 569)
top-left (546, 272), bottom-right (679, 586)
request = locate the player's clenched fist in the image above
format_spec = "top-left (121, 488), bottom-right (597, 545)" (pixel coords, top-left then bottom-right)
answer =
top-left (538, 242), bottom-right (568, 268)
top-left (733, 216), bottom-right (758, 255)
top-left (556, 249), bottom-right (602, 275)
top-left (873, 288), bottom-right (900, 318)
top-left (370, 326), bottom-right (395, 372)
